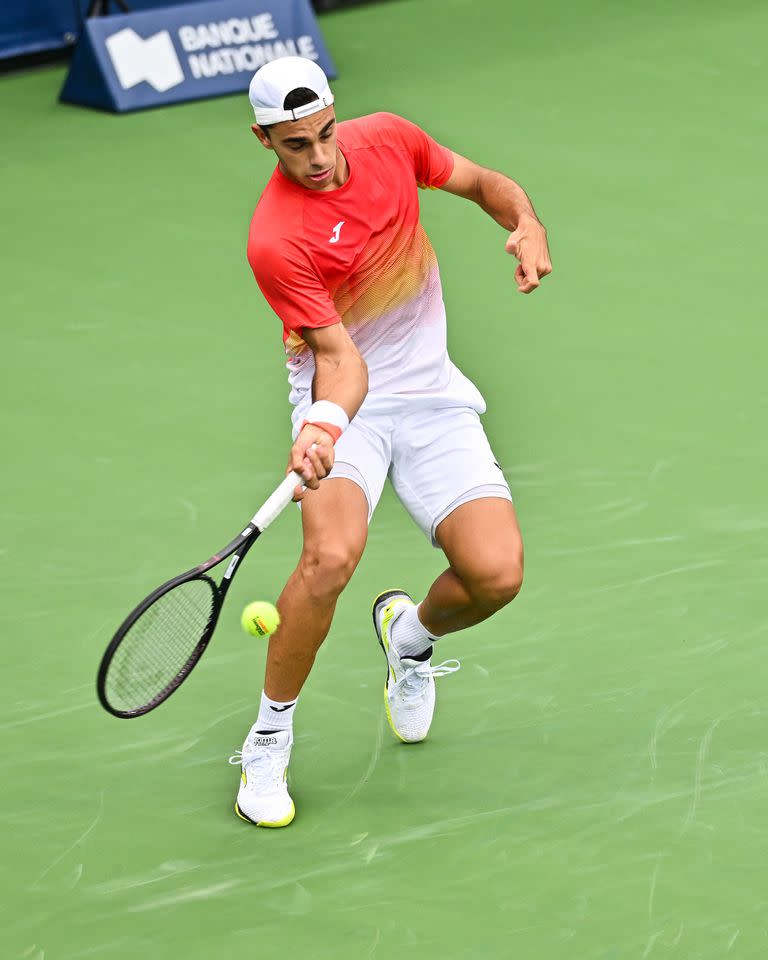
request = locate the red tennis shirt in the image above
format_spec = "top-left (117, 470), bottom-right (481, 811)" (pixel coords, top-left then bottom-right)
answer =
top-left (247, 112), bottom-right (460, 402)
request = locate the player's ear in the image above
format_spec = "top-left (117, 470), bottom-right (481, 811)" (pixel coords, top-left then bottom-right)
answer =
top-left (252, 124), bottom-right (273, 150)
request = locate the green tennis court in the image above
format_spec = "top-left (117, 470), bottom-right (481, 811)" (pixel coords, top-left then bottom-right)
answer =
top-left (3, 0), bottom-right (767, 956)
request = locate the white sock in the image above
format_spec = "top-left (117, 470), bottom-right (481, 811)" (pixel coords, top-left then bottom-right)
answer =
top-left (256, 691), bottom-right (298, 734)
top-left (391, 602), bottom-right (439, 659)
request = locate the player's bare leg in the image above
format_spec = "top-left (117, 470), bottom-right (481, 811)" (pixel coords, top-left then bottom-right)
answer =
top-left (420, 497), bottom-right (524, 636)
top-left (233, 476), bottom-right (368, 827)
top-left (265, 476), bottom-right (369, 700)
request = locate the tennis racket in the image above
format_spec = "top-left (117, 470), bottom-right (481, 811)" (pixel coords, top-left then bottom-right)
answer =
top-left (97, 470), bottom-right (302, 719)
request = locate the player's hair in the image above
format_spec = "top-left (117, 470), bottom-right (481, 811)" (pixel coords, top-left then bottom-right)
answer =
top-left (259, 87), bottom-right (320, 135)
top-left (283, 87), bottom-right (320, 111)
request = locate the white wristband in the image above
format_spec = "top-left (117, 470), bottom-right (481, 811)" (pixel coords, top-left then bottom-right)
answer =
top-left (305, 400), bottom-right (349, 434)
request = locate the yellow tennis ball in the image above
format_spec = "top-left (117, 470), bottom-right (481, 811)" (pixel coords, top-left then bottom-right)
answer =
top-left (241, 601), bottom-right (280, 638)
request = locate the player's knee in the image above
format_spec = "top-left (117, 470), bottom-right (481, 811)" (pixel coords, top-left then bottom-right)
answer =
top-left (469, 559), bottom-right (524, 610)
top-left (299, 542), bottom-right (359, 598)
top-left (483, 570), bottom-right (523, 609)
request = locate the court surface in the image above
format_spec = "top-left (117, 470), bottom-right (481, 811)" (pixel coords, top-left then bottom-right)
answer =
top-left (2, 0), bottom-right (767, 956)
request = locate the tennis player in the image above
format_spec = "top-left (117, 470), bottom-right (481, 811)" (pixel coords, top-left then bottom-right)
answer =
top-left (232, 56), bottom-right (552, 827)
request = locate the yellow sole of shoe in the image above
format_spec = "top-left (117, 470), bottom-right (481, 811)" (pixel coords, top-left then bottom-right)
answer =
top-left (234, 801), bottom-right (295, 828)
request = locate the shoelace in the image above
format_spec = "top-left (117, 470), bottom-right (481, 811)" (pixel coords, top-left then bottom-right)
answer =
top-left (228, 747), bottom-right (286, 789)
top-left (394, 658), bottom-right (461, 698)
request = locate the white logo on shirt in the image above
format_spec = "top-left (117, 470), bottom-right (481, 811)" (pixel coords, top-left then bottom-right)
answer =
top-left (329, 221), bottom-right (345, 244)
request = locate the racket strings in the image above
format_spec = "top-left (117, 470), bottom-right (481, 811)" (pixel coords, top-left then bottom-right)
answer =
top-left (105, 578), bottom-right (217, 713)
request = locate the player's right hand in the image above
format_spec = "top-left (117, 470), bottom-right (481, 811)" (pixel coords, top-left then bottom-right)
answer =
top-left (505, 214), bottom-right (552, 294)
top-left (288, 424), bottom-right (335, 500)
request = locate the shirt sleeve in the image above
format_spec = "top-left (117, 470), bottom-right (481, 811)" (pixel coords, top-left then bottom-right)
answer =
top-left (248, 238), bottom-right (340, 336)
top-left (380, 113), bottom-right (455, 189)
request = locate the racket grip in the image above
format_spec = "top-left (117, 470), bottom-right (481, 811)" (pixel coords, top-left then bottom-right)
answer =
top-left (251, 471), bottom-right (304, 532)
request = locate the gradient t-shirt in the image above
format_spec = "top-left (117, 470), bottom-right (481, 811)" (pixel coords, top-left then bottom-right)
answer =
top-left (248, 112), bottom-right (481, 408)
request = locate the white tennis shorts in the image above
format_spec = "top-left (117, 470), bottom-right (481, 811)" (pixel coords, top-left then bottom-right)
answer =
top-left (292, 394), bottom-right (512, 547)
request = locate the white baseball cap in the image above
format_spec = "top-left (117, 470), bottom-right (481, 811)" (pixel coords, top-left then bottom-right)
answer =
top-left (248, 56), bottom-right (334, 125)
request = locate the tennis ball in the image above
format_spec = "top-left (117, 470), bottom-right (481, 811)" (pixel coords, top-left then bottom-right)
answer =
top-left (241, 601), bottom-right (280, 638)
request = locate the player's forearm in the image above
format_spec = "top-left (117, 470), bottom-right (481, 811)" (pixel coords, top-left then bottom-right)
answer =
top-left (288, 343), bottom-right (367, 490)
top-left (311, 348), bottom-right (368, 422)
top-left (474, 169), bottom-right (544, 233)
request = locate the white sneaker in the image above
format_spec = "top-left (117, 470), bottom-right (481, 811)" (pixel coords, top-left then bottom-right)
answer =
top-left (229, 726), bottom-right (295, 827)
top-left (372, 589), bottom-right (460, 743)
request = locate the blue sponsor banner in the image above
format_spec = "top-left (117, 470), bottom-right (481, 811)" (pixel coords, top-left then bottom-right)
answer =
top-left (60, 0), bottom-right (336, 113)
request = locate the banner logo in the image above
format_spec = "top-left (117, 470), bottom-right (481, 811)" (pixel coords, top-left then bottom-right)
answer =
top-left (105, 28), bottom-right (185, 92)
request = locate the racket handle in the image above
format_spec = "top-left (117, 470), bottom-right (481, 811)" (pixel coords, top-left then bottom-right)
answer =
top-left (251, 471), bottom-right (304, 532)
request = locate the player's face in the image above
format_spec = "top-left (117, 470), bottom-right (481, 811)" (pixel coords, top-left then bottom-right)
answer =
top-left (252, 106), bottom-right (346, 191)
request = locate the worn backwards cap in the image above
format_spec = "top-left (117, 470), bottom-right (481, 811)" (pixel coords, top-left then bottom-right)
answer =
top-left (249, 56), bottom-right (334, 125)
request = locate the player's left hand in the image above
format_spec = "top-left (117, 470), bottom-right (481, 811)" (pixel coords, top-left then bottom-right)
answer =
top-left (505, 214), bottom-right (552, 294)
